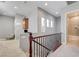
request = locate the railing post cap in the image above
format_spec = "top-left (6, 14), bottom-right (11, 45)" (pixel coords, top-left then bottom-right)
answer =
top-left (30, 33), bottom-right (32, 36)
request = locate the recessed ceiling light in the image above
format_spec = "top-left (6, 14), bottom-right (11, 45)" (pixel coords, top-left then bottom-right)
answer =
top-left (45, 2), bottom-right (48, 6)
top-left (14, 6), bottom-right (17, 9)
top-left (56, 12), bottom-right (59, 14)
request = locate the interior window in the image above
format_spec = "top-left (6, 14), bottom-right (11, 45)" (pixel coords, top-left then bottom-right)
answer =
top-left (47, 19), bottom-right (50, 27)
top-left (41, 17), bottom-right (45, 32)
top-left (41, 17), bottom-right (45, 27)
top-left (50, 20), bottom-right (53, 28)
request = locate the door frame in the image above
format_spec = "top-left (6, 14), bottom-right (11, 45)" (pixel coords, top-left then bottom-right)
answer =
top-left (65, 9), bottom-right (79, 44)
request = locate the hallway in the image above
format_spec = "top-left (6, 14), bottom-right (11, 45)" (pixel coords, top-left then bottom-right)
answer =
top-left (0, 1), bottom-right (79, 57)
top-left (0, 40), bottom-right (27, 57)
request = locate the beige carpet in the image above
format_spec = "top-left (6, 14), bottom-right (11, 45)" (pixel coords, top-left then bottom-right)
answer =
top-left (0, 39), bottom-right (28, 57)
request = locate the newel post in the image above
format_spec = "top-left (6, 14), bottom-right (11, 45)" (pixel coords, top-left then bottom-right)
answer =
top-left (29, 33), bottom-right (33, 57)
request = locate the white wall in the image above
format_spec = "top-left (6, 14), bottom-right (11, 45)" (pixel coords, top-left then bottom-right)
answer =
top-left (14, 14), bottom-right (24, 39)
top-left (28, 6), bottom-right (38, 33)
top-left (0, 15), bottom-right (14, 39)
top-left (61, 2), bottom-right (79, 44)
top-left (56, 17), bottom-right (61, 33)
top-left (15, 6), bottom-right (61, 39)
top-left (38, 8), bottom-right (57, 35)
top-left (15, 6), bottom-right (38, 39)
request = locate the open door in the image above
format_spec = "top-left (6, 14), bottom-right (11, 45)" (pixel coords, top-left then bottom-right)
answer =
top-left (67, 12), bottom-right (79, 46)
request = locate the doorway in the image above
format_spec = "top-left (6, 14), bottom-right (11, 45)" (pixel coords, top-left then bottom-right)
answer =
top-left (67, 11), bottom-right (79, 46)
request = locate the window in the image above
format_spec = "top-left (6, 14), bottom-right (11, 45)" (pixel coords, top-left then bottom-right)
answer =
top-left (41, 17), bottom-right (54, 32)
top-left (41, 17), bottom-right (45, 32)
top-left (41, 17), bottom-right (45, 27)
top-left (47, 19), bottom-right (50, 27)
top-left (50, 20), bottom-right (53, 28)
top-left (46, 19), bottom-right (54, 28)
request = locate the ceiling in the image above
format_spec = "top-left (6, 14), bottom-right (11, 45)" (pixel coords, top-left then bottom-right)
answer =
top-left (0, 1), bottom-right (77, 17)
top-left (30, 1), bottom-right (67, 17)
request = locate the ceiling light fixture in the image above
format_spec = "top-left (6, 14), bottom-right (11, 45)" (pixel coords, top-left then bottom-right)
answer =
top-left (56, 12), bottom-right (59, 14)
top-left (14, 6), bottom-right (17, 9)
top-left (45, 2), bottom-right (48, 6)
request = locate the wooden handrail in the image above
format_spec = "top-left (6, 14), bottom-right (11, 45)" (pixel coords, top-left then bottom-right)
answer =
top-left (33, 33), bottom-right (61, 39)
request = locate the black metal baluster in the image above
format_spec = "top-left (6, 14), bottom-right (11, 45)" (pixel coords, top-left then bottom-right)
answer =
top-left (34, 39), bottom-right (36, 57)
top-left (41, 38), bottom-right (42, 57)
top-left (42, 37), bottom-right (43, 57)
top-left (37, 38), bottom-right (39, 57)
top-left (42, 37), bottom-right (44, 57)
top-left (44, 37), bottom-right (45, 57)
top-left (45, 37), bottom-right (47, 57)
top-left (36, 38), bottom-right (38, 57)
top-left (35, 39), bottom-right (37, 57)
top-left (39, 38), bottom-right (40, 57)
top-left (34, 41), bottom-right (35, 57)
top-left (43, 37), bottom-right (45, 57)
top-left (40, 38), bottom-right (42, 57)
top-left (44, 37), bottom-right (46, 57)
